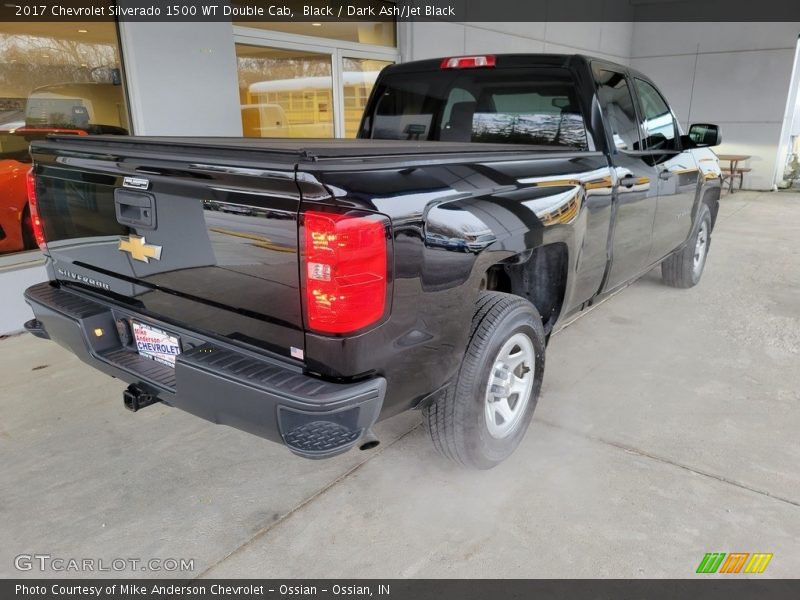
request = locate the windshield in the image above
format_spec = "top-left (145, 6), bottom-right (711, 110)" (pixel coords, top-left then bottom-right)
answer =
top-left (360, 66), bottom-right (590, 150)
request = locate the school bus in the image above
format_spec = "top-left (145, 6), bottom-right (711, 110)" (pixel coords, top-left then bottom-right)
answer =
top-left (245, 70), bottom-right (381, 138)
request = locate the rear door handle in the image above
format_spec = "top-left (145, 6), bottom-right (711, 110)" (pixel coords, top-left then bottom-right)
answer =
top-left (620, 174), bottom-right (636, 188)
top-left (659, 169), bottom-right (674, 180)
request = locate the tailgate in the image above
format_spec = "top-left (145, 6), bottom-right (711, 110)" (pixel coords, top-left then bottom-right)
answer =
top-left (29, 138), bottom-right (305, 359)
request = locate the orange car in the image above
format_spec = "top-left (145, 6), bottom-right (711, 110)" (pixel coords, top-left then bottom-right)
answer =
top-left (0, 128), bottom-right (33, 253)
top-left (0, 127), bottom-right (89, 254)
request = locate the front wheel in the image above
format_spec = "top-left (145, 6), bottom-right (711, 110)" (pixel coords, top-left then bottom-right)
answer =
top-left (423, 292), bottom-right (546, 469)
top-left (661, 203), bottom-right (712, 288)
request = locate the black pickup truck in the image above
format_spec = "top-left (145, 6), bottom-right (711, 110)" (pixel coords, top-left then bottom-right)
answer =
top-left (23, 54), bottom-right (722, 468)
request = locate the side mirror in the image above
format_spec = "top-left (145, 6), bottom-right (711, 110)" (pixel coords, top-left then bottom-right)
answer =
top-left (688, 123), bottom-right (722, 147)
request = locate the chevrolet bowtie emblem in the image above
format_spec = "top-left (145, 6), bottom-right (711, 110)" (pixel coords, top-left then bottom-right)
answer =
top-left (119, 235), bottom-right (162, 263)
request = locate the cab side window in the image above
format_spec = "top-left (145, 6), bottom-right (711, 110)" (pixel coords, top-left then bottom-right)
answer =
top-left (634, 78), bottom-right (679, 151)
top-left (594, 69), bottom-right (642, 152)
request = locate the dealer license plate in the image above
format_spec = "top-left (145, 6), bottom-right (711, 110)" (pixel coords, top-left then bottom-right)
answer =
top-left (132, 321), bottom-right (181, 368)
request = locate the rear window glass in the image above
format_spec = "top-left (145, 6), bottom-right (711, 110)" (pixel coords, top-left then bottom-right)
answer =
top-left (362, 67), bottom-right (590, 150)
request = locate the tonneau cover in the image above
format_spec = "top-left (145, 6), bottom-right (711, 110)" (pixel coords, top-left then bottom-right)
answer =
top-left (39, 135), bottom-right (569, 164)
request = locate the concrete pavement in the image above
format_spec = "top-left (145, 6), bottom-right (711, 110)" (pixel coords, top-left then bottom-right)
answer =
top-left (1, 191), bottom-right (798, 578)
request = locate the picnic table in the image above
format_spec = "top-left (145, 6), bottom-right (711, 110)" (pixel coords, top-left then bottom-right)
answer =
top-left (717, 154), bottom-right (751, 194)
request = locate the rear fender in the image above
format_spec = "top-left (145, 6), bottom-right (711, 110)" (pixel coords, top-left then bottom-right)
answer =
top-left (423, 186), bottom-right (581, 332)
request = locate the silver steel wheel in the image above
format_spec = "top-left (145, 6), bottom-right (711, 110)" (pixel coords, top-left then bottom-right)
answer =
top-left (693, 220), bottom-right (709, 277)
top-left (484, 332), bottom-right (536, 439)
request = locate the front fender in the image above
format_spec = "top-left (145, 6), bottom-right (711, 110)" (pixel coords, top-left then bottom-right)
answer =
top-left (691, 149), bottom-right (722, 228)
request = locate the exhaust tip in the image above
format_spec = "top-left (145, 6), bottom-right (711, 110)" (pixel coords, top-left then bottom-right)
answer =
top-left (358, 430), bottom-right (380, 451)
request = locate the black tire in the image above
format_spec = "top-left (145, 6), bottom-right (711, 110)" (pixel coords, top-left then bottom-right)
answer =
top-left (423, 292), bottom-right (546, 469)
top-left (661, 203), bottom-right (712, 288)
top-left (21, 204), bottom-right (37, 251)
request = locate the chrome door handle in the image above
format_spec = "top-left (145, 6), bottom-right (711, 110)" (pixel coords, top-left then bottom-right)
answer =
top-left (620, 174), bottom-right (636, 188)
top-left (659, 170), bottom-right (674, 180)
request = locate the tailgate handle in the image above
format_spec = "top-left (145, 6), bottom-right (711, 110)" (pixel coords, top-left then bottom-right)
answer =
top-left (115, 189), bottom-right (156, 230)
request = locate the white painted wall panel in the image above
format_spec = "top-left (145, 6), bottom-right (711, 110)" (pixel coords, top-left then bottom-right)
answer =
top-left (633, 23), bottom-right (800, 189)
top-left (633, 22), bottom-right (800, 57)
top-left (688, 50), bottom-right (795, 123)
top-left (405, 21), bottom-right (465, 60)
top-left (703, 122), bottom-right (785, 190)
top-left (545, 22), bottom-right (603, 53)
top-left (793, 95), bottom-right (800, 135)
top-left (118, 21), bottom-right (242, 136)
top-left (465, 26), bottom-right (545, 54)
top-left (0, 264), bottom-right (46, 336)
top-left (408, 21), bottom-right (633, 65)
top-left (466, 22), bottom-right (547, 40)
top-left (543, 42), bottom-right (628, 66)
top-left (599, 21), bottom-right (636, 59)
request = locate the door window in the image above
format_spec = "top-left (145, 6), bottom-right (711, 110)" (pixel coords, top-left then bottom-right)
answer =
top-left (634, 78), bottom-right (679, 151)
top-left (595, 69), bottom-right (641, 152)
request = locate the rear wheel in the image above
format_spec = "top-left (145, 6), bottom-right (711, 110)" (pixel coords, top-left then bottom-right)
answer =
top-left (21, 205), bottom-right (37, 250)
top-left (661, 203), bottom-right (712, 288)
top-left (423, 292), bottom-right (546, 469)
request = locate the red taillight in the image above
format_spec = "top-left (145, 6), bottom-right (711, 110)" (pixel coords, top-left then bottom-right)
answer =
top-left (25, 168), bottom-right (47, 250)
top-left (440, 55), bottom-right (496, 69)
top-left (303, 210), bottom-right (389, 334)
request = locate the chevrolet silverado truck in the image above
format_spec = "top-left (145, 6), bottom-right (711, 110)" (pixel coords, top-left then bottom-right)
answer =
top-left (23, 55), bottom-right (722, 468)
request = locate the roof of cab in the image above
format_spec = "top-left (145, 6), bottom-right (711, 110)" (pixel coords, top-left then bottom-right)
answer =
top-left (381, 53), bottom-right (627, 75)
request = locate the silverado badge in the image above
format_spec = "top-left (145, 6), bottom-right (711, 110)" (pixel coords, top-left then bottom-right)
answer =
top-left (119, 235), bottom-right (162, 263)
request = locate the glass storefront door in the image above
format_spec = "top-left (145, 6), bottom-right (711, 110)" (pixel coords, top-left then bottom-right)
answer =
top-left (236, 44), bottom-right (335, 138)
top-left (0, 22), bottom-right (128, 257)
top-left (343, 57), bottom-right (393, 138)
top-left (234, 24), bottom-right (397, 139)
